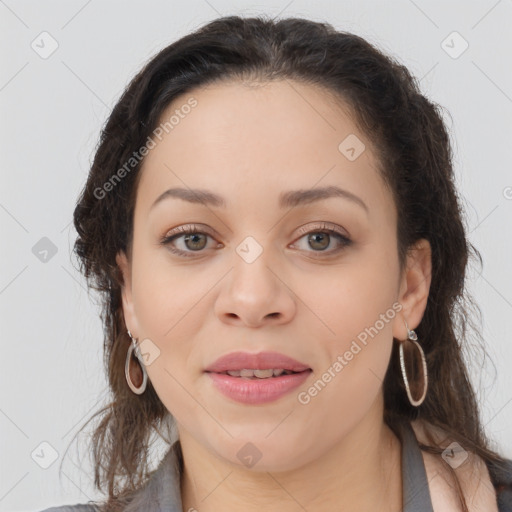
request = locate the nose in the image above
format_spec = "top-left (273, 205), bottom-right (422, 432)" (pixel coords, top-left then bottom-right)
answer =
top-left (214, 249), bottom-right (296, 328)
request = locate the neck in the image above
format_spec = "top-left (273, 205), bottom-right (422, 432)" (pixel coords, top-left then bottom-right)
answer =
top-left (179, 400), bottom-right (402, 511)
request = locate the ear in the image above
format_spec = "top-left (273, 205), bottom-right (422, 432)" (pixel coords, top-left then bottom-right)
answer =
top-left (393, 238), bottom-right (432, 340)
top-left (116, 250), bottom-right (139, 337)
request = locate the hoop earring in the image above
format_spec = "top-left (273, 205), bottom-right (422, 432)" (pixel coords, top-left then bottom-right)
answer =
top-left (399, 320), bottom-right (428, 407)
top-left (125, 329), bottom-right (148, 395)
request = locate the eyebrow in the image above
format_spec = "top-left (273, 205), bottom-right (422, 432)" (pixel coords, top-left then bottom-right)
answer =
top-left (150, 185), bottom-right (369, 213)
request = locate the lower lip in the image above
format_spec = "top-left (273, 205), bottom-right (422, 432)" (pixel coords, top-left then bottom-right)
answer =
top-left (206, 370), bottom-right (311, 404)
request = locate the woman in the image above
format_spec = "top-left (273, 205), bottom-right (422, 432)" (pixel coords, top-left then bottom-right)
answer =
top-left (41, 15), bottom-right (512, 512)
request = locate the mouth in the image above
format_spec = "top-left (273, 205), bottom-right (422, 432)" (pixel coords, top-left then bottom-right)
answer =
top-left (210, 368), bottom-right (308, 379)
top-left (205, 368), bottom-right (312, 404)
top-left (204, 350), bottom-right (311, 374)
top-left (204, 351), bottom-right (312, 404)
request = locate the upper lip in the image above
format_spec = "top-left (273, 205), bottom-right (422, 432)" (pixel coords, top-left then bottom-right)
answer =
top-left (205, 351), bottom-right (311, 373)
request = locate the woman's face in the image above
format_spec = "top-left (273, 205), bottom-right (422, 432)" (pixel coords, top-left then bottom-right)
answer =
top-left (117, 79), bottom-right (429, 471)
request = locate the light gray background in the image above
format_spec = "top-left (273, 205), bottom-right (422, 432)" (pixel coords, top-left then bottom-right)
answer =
top-left (1, 1), bottom-right (511, 510)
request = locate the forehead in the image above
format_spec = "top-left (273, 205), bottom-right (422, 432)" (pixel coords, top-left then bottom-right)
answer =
top-left (135, 79), bottom-right (388, 215)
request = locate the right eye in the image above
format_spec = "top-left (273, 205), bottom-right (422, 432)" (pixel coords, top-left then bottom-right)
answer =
top-left (160, 225), bottom-right (222, 258)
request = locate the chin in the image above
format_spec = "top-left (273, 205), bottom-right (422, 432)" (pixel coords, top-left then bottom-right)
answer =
top-left (213, 435), bottom-right (315, 473)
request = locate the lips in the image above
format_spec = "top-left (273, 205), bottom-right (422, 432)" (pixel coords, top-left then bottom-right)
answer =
top-left (204, 351), bottom-right (311, 374)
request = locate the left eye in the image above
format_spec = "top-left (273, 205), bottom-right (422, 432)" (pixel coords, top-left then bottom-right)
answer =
top-left (292, 229), bottom-right (351, 254)
top-left (160, 223), bottom-right (352, 258)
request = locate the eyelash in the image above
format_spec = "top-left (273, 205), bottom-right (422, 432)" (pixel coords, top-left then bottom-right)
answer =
top-left (159, 222), bottom-right (352, 259)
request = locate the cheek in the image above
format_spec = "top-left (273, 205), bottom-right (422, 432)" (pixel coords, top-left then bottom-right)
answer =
top-left (129, 260), bottom-right (207, 418)
top-left (295, 268), bottom-right (397, 441)
top-left (301, 244), bottom-right (399, 400)
top-left (306, 247), bottom-right (399, 345)
top-left (131, 244), bottom-right (211, 338)
top-left (129, 247), bottom-right (218, 388)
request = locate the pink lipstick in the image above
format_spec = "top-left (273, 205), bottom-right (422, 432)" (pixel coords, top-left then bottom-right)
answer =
top-left (204, 351), bottom-right (312, 404)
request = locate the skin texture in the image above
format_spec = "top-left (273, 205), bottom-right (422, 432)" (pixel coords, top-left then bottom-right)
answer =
top-left (116, 79), bottom-right (434, 511)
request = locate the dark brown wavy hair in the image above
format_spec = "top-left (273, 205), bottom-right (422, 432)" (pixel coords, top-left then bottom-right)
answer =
top-left (67, 14), bottom-right (509, 511)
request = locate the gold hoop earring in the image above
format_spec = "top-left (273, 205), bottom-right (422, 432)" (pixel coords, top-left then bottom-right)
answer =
top-left (399, 320), bottom-right (428, 407)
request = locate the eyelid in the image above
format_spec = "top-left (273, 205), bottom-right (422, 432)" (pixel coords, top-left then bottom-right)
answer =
top-left (295, 221), bottom-right (349, 239)
top-left (162, 223), bottom-right (215, 238)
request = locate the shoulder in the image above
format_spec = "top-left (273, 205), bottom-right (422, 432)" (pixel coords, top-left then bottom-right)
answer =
top-left (39, 504), bottom-right (100, 512)
top-left (487, 457), bottom-right (512, 512)
top-left (410, 419), bottom-right (506, 511)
